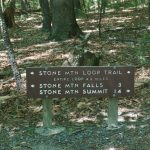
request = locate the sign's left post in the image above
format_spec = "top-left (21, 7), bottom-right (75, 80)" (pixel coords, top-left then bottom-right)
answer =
top-left (43, 98), bottom-right (52, 128)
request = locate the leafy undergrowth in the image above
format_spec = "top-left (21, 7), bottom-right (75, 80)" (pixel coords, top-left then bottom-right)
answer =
top-left (0, 6), bottom-right (150, 150)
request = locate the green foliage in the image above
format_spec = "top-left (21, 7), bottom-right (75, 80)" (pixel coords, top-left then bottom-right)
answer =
top-left (15, 0), bottom-right (39, 10)
top-left (29, 0), bottom-right (40, 9)
top-left (107, 0), bottom-right (147, 10)
top-left (134, 32), bottom-right (150, 65)
top-left (83, 0), bottom-right (97, 12)
top-left (75, 9), bottom-right (87, 18)
top-left (0, 67), bottom-right (13, 79)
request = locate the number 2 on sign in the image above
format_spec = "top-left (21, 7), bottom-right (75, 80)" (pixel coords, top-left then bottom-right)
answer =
top-left (114, 89), bottom-right (122, 94)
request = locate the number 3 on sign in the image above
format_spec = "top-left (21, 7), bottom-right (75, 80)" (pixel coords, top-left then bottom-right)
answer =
top-left (118, 82), bottom-right (122, 87)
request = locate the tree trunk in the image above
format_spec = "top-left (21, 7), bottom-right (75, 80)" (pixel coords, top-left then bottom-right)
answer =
top-left (3, 0), bottom-right (16, 28)
top-left (0, 4), bottom-right (22, 90)
top-left (148, 0), bottom-right (150, 21)
top-left (98, 0), bottom-right (102, 38)
top-left (0, 0), bottom-right (4, 11)
top-left (101, 0), bottom-right (107, 14)
top-left (73, 0), bottom-right (81, 9)
top-left (51, 0), bottom-right (82, 40)
top-left (39, 0), bottom-right (52, 31)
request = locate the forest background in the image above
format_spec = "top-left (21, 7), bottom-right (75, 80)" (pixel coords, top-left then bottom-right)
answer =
top-left (0, 0), bottom-right (150, 150)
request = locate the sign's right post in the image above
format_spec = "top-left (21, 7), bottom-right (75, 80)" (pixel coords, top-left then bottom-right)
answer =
top-left (108, 98), bottom-right (118, 128)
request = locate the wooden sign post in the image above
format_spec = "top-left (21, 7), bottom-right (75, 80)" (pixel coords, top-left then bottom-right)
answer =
top-left (108, 98), bottom-right (118, 128)
top-left (26, 66), bottom-right (134, 134)
top-left (43, 99), bottom-right (52, 128)
top-left (35, 98), bottom-right (65, 136)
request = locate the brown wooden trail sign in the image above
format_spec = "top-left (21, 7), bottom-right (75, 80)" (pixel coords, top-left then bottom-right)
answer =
top-left (26, 66), bottom-right (134, 99)
top-left (26, 66), bottom-right (135, 133)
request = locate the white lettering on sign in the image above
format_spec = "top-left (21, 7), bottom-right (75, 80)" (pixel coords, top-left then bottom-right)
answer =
top-left (39, 83), bottom-right (61, 89)
top-left (118, 82), bottom-right (122, 87)
top-left (95, 77), bottom-right (108, 81)
top-left (113, 89), bottom-right (122, 94)
top-left (85, 77), bottom-right (93, 81)
top-left (54, 77), bottom-right (69, 81)
top-left (39, 71), bottom-right (61, 76)
top-left (104, 70), bottom-right (122, 75)
top-left (65, 90), bottom-right (79, 94)
top-left (83, 89), bottom-right (108, 94)
top-left (65, 83), bottom-right (79, 88)
top-left (82, 70), bottom-right (101, 75)
top-left (71, 77), bottom-right (84, 81)
top-left (65, 71), bottom-right (79, 75)
top-left (40, 90), bottom-right (62, 95)
top-left (83, 83), bottom-right (103, 88)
